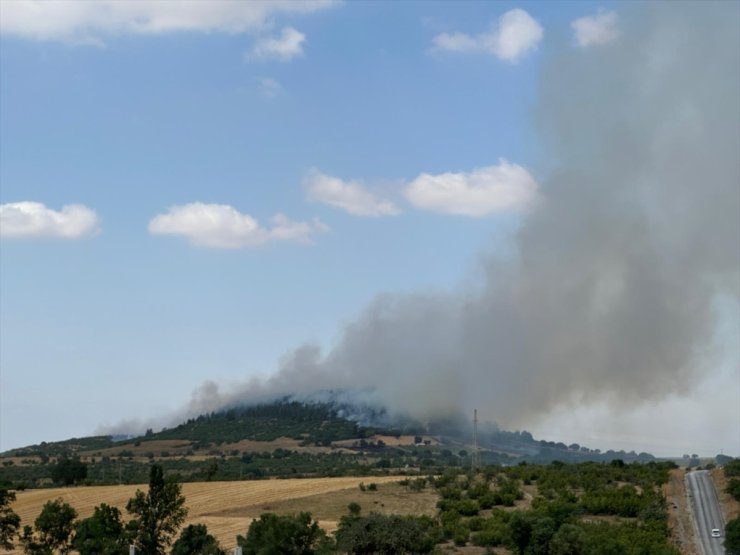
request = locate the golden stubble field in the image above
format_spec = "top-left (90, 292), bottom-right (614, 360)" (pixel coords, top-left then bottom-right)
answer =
top-left (8, 475), bottom-right (427, 554)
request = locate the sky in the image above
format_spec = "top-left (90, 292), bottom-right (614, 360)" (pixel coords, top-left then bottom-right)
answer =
top-left (0, 0), bottom-right (738, 458)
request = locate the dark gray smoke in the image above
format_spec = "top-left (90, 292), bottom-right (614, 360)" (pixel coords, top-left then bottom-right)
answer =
top-left (108, 2), bottom-right (739, 437)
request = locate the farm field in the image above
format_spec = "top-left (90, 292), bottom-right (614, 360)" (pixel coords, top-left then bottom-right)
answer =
top-left (7, 475), bottom-right (406, 554)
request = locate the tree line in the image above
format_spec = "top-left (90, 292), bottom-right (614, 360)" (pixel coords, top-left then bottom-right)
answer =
top-left (3, 458), bottom-right (736, 554)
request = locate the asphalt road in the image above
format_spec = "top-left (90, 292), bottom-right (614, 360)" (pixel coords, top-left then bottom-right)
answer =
top-left (686, 469), bottom-right (725, 555)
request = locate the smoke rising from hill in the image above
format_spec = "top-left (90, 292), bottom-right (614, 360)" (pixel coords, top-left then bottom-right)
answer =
top-left (187, 2), bottom-right (738, 426)
top-left (100, 2), bottom-right (739, 438)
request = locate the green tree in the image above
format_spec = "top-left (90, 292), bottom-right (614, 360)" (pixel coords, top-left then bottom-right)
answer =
top-left (72, 504), bottom-right (128, 555)
top-left (335, 513), bottom-right (441, 554)
top-left (527, 516), bottom-right (557, 555)
top-left (550, 523), bottom-right (584, 555)
top-left (171, 524), bottom-right (225, 555)
top-left (20, 525), bottom-right (51, 555)
top-left (724, 459), bottom-right (740, 477)
top-left (0, 489), bottom-right (21, 550)
top-left (23, 499), bottom-right (77, 555)
top-left (726, 478), bottom-right (740, 502)
top-left (50, 458), bottom-right (88, 487)
top-left (237, 512), bottom-right (330, 555)
top-left (347, 502), bottom-right (361, 517)
top-left (726, 517), bottom-right (740, 555)
top-left (126, 464), bottom-right (187, 555)
top-left (508, 512), bottom-right (533, 555)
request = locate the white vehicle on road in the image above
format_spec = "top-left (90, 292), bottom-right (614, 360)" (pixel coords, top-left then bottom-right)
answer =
top-left (711, 528), bottom-right (721, 538)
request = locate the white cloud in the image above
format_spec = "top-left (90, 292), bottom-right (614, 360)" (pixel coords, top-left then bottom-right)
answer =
top-left (148, 202), bottom-right (327, 248)
top-left (432, 9), bottom-right (543, 63)
top-left (304, 169), bottom-right (401, 217)
top-left (404, 160), bottom-right (539, 217)
top-left (247, 27), bottom-right (305, 61)
top-left (571, 10), bottom-right (620, 48)
top-left (257, 76), bottom-right (285, 98)
top-left (0, 0), bottom-right (336, 44)
top-left (0, 201), bottom-right (100, 239)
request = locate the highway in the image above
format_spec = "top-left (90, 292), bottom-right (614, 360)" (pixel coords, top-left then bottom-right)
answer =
top-left (686, 469), bottom-right (725, 555)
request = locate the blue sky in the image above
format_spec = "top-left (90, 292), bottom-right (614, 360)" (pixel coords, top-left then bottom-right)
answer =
top-left (1, 1), bottom-right (738, 457)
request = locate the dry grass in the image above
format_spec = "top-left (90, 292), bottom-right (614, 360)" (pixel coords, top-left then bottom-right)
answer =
top-left (333, 435), bottom-right (440, 448)
top-left (206, 480), bottom-right (439, 533)
top-left (76, 437), bottom-right (352, 464)
top-left (7, 476), bottom-right (404, 553)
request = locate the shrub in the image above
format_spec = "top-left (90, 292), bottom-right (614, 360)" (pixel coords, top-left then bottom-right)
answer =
top-left (237, 512), bottom-right (329, 555)
top-left (336, 513), bottom-right (441, 554)
top-left (172, 524), bottom-right (224, 555)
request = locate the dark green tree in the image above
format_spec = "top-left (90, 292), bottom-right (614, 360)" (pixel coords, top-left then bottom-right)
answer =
top-left (347, 502), bottom-right (361, 517)
top-left (726, 517), bottom-right (740, 555)
top-left (726, 478), bottom-right (740, 502)
top-left (527, 516), bottom-right (557, 555)
top-left (725, 459), bottom-right (740, 477)
top-left (171, 524), bottom-right (225, 555)
top-left (508, 511), bottom-right (534, 555)
top-left (0, 489), bottom-right (21, 550)
top-left (549, 523), bottom-right (584, 555)
top-left (22, 499), bottom-right (77, 554)
top-left (237, 512), bottom-right (330, 555)
top-left (20, 525), bottom-right (51, 555)
top-left (50, 458), bottom-right (88, 486)
top-left (126, 464), bottom-right (187, 555)
top-left (72, 504), bottom-right (128, 555)
top-left (335, 512), bottom-right (441, 554)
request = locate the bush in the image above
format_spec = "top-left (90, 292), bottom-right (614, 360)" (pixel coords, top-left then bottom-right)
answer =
top-left (471, 528), bottom-right (504, 547)
top-left (336, 513), bottom-right (441, 554)
top-left (172, 524), bottom-right (224, 555)
top-left (727, 478), bottom-right (740, 503)
top-left (73, 504), bottom-right (128, 555)
top-left (0, 489), bottom-right (21, 550)
top-left (725, 459), bottom-right (740, 477)
top-left (237, 512), bottom-right (329, 555)
top-left (726, 517), bottom-right (740, 555)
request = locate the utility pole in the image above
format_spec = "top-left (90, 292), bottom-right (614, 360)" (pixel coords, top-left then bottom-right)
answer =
top-left (472, 408), bottom-right (480, 471)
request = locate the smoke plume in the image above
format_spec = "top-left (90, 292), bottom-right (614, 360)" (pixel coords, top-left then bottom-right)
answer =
top-left (106, 2), bottom-right (739, 437)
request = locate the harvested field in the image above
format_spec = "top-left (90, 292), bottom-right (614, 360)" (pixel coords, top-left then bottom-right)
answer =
top-left (207, 480), bottom-right (439, 533)
top-left (7, 476), bottom-right (402, 554)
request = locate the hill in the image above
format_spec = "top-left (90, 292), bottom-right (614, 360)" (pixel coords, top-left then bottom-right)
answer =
top-left (0, 398), bottom-right (657, 490)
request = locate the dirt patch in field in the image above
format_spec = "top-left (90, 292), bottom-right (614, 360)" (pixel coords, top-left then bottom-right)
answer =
top-left (220, 437), bottom-right (353, 455)
top-left (333, 435), bottom-right (440, 448)
top-left (85, 439), bottom-right (195, 458)
top-left (82, 437), bottom-right (356, 460)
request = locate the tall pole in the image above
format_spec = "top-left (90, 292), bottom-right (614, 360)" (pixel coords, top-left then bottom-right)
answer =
top-left (472, 408), bottom-right (479, 470)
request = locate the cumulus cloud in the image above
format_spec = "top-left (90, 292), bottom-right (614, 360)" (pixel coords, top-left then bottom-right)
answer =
top-left (572, 10), bottom-right (620, 47)
top-left (404, 160), bottom-right (539, 217)
top-left (148, 202), bottom-right (327, 248)
top-left (0, 0), bottom-right (336, 44)
top-left (0, 202), bottom-right (100, 239)
top-left (305, 169), bottom-right (401, 217)
top-left (432, 9), bottom-right (543, 63)
top-left (247, 27), bottom-right (305, 61)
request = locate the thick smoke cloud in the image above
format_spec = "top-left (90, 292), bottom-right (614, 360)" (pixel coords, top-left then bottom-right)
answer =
top-left (104, 2), bottom-right (739, 436)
